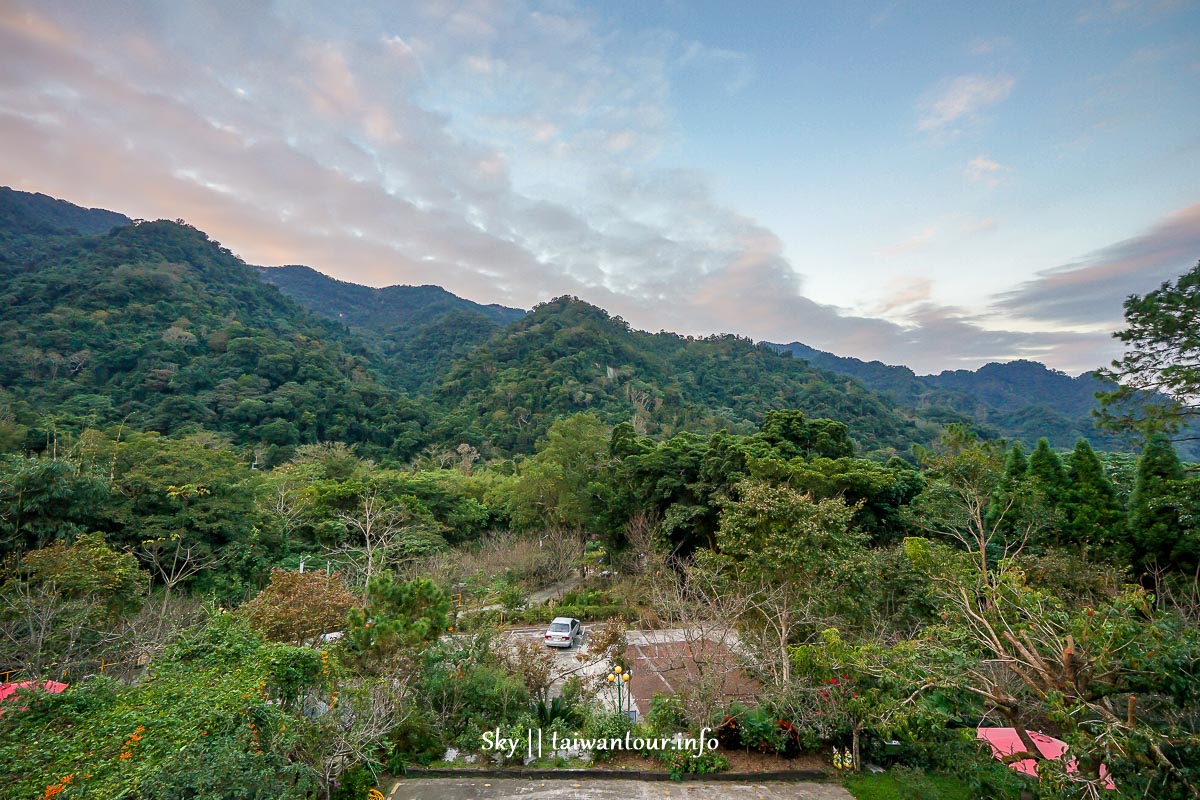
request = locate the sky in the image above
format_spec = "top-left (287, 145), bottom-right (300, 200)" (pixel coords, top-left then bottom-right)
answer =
top-left (1, 0), bottom-right (1198, 375)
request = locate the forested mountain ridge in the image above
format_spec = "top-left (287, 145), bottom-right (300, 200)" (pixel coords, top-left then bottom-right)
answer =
top-left (0, 187), bottom-right (936, 461)
top-left (432, 296), bottom-right (935, 455)
top-left (2, 185), bottom-right (1149, 463)
top-left (0, 186), bottom-right (130, 240)
top-left (0, 210), bottom-right (431, 463)
top-left (774, 340), bottom-right (1159, 455)
top-left (258, 265), bottom-right (524, 331)
top-left (258, 264), bottom-right (525, 392)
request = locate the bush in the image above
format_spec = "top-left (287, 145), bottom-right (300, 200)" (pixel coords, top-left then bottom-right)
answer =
top-left (737, 705), bottom-right (791, 754)
top-left (387, 710), bottom-right (443, 768)
top-left (582, 710), bottom-right (631, 763)
top-left (330, 764), bottom-right (377, 800)
top-left (661, 749), bottom-right (729, 781)
top-left (647, 693), bottom-right (687, 735)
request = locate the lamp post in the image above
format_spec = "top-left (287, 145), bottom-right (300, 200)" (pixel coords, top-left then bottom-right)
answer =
top-left (606, 665), bottom-right (633, 720)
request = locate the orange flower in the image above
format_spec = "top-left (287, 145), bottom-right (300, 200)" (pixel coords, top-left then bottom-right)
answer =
top-left (119, 752), bottom-right (132, 760)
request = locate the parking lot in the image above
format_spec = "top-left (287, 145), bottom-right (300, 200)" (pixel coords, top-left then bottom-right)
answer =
top-left (499, 626), bottom-right (756, 718)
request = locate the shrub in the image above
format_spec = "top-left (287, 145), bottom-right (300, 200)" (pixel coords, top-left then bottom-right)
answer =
top-left (661, 749), bottom-right (729, 781)
top-left (582, 710), bottom-right (631, 763)
top-left (647, 693), bottom-right (687, 735)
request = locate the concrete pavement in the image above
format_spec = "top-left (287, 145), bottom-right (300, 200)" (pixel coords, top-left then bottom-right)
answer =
top-left (386, 778), bottom-right (854, 799)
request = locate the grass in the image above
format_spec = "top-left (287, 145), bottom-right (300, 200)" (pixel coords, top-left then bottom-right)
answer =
top-left (842, 769), bottom-right (975, 800)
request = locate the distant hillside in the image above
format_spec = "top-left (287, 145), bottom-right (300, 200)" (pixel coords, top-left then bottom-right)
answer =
top-left (0, 203), bottom-right (431, 464)
top-left (432, 297), bottom-right (936, 455)
top-left (258, 265), bottom-right (525, 391)
top-left (9, 186), bottom-right (1166, 464)
top-left (774, 341), bottom-right (1158, 455)
top-left (258, 265), bottom-right (524, 331)
top-left (0, 186), bottom-right (130, 239)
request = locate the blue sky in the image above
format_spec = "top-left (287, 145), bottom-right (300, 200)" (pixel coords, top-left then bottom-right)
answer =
top-left (1, 0), bottom-right (1198, 373)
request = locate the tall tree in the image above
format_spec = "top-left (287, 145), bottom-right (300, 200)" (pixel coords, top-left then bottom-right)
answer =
top-left (1098, 259), bottom-right (1200, 438)
top-left (710, 479), bottom-right (865, 684)
top-left (1128, 433), bottom-right (1187, 571)
top-left (906, 426), bottom-right (1047, 591)
top-left (1028, 438), bottom-right (1068, 504)
top-left (1064, 438), bottom-right (1126, 555)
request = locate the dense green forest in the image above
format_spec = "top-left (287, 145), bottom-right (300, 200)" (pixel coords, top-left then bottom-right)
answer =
top-left (258, 265), bottom-right (524, 393)
top-left (1, 188), bottom-right (1199, 800)
top-left (0, 189), bottom-right (939, 464)
top-left (775, 342), bottom-right (1175, 457)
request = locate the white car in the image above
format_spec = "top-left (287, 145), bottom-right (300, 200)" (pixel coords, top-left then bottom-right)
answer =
top-left (544, 616), bottom-right (582, 648)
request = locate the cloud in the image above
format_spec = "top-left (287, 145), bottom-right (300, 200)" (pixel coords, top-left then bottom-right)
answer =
top-left (963, 217), bottom-right (998, 234)
top-left (875, 226), bottom-right (938, 258)
top-left (874, 277), bottom-right (933, 314)
top-left (918, 73), bottom-right (1015, 133)
top-left (993, 203), bottom-right (1200, 327)
top-left (677, 41), bottom-right (754, 94)
top-left (0, 1), bottom-right (1131, 376)
top-left (968, 36), bottom-right (1012, 56)
top-left (964, 154), bottom-right (1008, 186)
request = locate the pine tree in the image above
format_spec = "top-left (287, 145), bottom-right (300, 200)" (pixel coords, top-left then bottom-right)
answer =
top-left (1028, 438), bottom-right (1067, 501)
top-left (986, 443), bottom-right (1029, 539)
top-left (1004, 442), bottom-right (1028, 481)
top-left (1128, 433), bottom-right (1185, 571)
top-left (1027, 438), bottom-right (1068, 543)
top-left (1064, 439), bottom-right (1125, 556)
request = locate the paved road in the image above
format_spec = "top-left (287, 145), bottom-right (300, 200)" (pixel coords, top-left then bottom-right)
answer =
top-left (501, 626), bottom-right (749, 717)
top-left (387, 778), bottom-right (854, 799)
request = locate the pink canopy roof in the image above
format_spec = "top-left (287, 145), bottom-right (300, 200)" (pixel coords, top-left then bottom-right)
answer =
top-left (978, 727), bottom-right (1115, 790)
top-left (0, 680), bottom-right (68, 713)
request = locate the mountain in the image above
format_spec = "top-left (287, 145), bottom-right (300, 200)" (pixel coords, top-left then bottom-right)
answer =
top-left (4, 186), bottom-right (1154, 464)
top-left (0, 186), bottom-right (130, 239)
top-left (258, 265), bottom-right (525, 392)
top-left (774, 341), bottom-right (1152, 454)
top-left (431, 297), bottom-right (935, 455)
top-left (258, 265), bottom-right (524, 331)
top-left (0, 192), bottom-right (431, 464)
top-left (0, 188), bottom-right (932, 462)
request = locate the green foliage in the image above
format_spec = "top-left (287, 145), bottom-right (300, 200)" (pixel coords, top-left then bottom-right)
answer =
top-left (0, 216), bottom-right (432, 462)
top-left (1027, 438), bottom-right (1067, 506)
top-left (0, 614), bottom-right (327, 799)
top-left (0, 453), bottom-right (112, 554)
top-left (330, 764), bottom-right (378, 800)
top-left (412, 636), bottom-right (531, 752)
top-left (435, 296), bottom-right (928, 455)
top-left (16, 531), bottom-right (146, 617)
top-left (714, 479), bottom-right (865, 586)
top-left (752, 409), bottom-right (855, 459)
top-left (347, 575), bottom-right (449, 664)
top-left (843, 767), bottom-right (991, 800)
top-left (1098, 258), bottom-right (1200, 439)
top-left (502, 412), bottom-right (611, 531)
top-left (1063, 438), bottom-right (1126, 555)
top-left (660, 748), bottom-right (729, 780)
top-left (646, 693), bottom-right (687, 735)
top-left (581, 709), bottom-right (632, 762)
top-left (786, 342), bottom-right (1147, 457)
top-left (1129, 433), bottom-right (1193, 571)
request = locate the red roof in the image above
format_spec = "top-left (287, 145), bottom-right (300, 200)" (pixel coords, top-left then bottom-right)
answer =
top-left (0, 680), bottom-right (68, 714)
top-left (978, 727), bottom-right (1115, 790)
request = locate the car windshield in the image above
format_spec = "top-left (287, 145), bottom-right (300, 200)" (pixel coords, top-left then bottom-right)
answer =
top-left (549, 622), bottom-right (570, 632)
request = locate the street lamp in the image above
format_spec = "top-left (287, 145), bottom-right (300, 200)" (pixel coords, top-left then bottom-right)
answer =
top-left (606, 665), bottom-right (634, 721)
